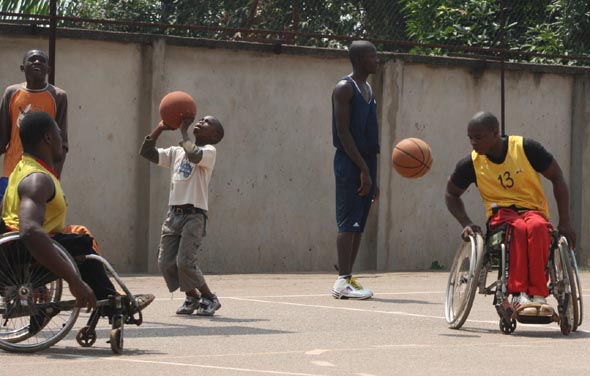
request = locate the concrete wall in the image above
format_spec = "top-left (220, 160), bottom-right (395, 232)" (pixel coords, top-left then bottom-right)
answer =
top-left (0, 29), bottom-right (588, 273)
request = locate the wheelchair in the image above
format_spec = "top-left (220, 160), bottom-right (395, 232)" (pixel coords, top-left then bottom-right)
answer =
top-left (0, 232), bottom-right (146, 353)
top-left (445, 226), bottom-right (583, 335)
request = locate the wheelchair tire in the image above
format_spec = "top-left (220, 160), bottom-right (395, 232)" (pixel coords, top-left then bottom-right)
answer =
top-left (110, 328), bottom-right (124, 354)
top-left (445, 233), bottom-right (484, 329)
top-left (76, 326), bottom-right (97, 347)
top-left (0, 232), bottom-right (80, 353)
top-left (499, 318), bottom-right (516, 334)
top-left (568, 247), bottom-right (583, 330)
top-left (554, 238), bottom-right (579, 334)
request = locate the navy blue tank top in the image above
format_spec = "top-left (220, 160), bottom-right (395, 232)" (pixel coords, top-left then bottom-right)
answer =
top-left (332, 76), bottom-right (380, 156)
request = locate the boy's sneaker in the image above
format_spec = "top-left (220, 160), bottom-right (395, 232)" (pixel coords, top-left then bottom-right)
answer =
top-left (176, 296), bottom-right (200, 315)
top-left (532, 295), bottom-right (554, 316)
top-left (331, 276), bottom-right (373, 300)
top-left (197, 295), bottom-right (221, 316)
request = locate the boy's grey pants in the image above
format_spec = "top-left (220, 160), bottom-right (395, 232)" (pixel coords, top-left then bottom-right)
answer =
top-left (158, 210), bottom-right (207, 292)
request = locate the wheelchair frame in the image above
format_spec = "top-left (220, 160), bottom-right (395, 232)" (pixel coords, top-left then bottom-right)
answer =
top-left (0, 232), bottom-right (145, 353)
top-left (445, 228), bottom-right (583, 335)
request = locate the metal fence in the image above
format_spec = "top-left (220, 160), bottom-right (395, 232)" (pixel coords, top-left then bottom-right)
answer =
top-left (1, 0), bottom-right (590, 65)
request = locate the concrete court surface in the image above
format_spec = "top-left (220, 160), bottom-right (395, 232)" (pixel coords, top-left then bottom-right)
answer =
top-left (1, 271), bottom-right (589, 376)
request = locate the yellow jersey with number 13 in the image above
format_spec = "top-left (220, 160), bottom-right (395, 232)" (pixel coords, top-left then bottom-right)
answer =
top-left (472, 135), bottom-right (549, 220)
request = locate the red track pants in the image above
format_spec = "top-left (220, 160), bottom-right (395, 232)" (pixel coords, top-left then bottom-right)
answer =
top-left (489, 208), bottom-right (552, 297)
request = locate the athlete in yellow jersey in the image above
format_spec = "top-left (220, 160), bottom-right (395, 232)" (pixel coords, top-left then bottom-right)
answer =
top-left (445, 111), bottom-right (575, 317)
top-left (0, 111), bottom-right (154, 313)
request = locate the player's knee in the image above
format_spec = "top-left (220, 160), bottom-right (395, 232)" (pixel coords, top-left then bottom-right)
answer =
top-left (177, 252), bottom-right (198, 271)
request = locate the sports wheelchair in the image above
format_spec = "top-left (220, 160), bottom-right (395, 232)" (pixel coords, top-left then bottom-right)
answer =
top-left (445, 226), bottom-right (583, 335)
top-left (0, 232), bottom-right (146, 353)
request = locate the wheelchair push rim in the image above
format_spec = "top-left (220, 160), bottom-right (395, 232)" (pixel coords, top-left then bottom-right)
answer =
top-left (445, 233), bottom-right (484, 329)
top-left (555, 237), bottom-right (581, 333)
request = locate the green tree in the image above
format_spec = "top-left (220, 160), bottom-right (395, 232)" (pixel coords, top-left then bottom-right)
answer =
top-left (400, 0), bottom-right (589, 64)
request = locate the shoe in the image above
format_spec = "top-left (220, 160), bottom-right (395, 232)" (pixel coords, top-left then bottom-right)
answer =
top-left (532, 295), bottom-right (555, 316)
top-left (349, 276), bottom-right (364, 290)
top-left (511, 292), bottom-right (531, 309)
top-left (176, 296), bottom-right (200, 315)
top-left (511, 292), bottom-right (536, 316)
top-left (132, 293), bottom-right (155, 313)
top-left (197, 295), bottom-right (221, 316)
top-left (532, 295), bottom-right (547, 304)
top-left (331, 277), bottom-right (373, 300)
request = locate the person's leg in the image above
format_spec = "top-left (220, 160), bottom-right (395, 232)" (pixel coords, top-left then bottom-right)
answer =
top-left (335, 178), bottom-right (366, 277)
top-left (176, 213), bottom-right (207, 293)
top-left (489, 208), bottom-right (529, 295)
top-left (158, 211), bottom-right (182, 293)
top-left (336, 232), bottom-right (355, 276)
top-left (61, 224), bottom-right (101, 255)
top-left (349, 232), bottom-right (363, 271)
top-left (523, 211), bottom-right (551, 298)
top-left (176, 213), bottom-right (220, 315)
top-left (53, 233), bottom-right (117, 300)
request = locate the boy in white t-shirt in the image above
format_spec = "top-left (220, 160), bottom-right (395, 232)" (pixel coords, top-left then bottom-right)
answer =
top-left (140, 114), bottom-right (224, 315)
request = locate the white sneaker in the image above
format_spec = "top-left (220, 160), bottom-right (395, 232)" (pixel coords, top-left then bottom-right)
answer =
top-left (512, 292), bottom-right (536, 316)
top-left (532, 295), bottom-right (554, 316)
top-left (511, 292), bottom-right (531, 308)
top-left (531, 295), bottom-right (547, 304)
top-left (331, 277), bottom-right (373, 300)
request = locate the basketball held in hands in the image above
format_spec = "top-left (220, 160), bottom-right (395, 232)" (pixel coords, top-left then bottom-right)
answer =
top-left (159, 91), bottom-right (197, 129)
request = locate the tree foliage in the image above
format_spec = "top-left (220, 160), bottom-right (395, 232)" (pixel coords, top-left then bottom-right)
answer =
top-left (0, 0), bottom-right (588, 64)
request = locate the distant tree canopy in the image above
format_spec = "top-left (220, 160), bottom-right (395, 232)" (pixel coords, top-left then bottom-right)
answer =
top-left (1, 0), bottom-right (588, 64)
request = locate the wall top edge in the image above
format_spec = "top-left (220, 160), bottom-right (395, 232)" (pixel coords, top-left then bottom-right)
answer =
top-left (1, 23), bottom-right (589, 76)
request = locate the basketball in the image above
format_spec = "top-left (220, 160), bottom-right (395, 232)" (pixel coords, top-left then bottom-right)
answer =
top-left (391, 138), bottom-right (433, 178)
top-left (159, 91), bottom-right (197, 129)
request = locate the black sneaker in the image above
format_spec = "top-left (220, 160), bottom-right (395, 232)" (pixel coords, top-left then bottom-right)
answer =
top-left (176, 296), bottom-right (200, 315)
top-left (196, 295), bottom-right (221, 316)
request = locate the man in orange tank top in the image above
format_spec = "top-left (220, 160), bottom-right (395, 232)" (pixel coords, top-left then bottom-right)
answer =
top-left (0, 49), bottom-right (68, 201)
top-left (445, 111), bottom-right (576, 317)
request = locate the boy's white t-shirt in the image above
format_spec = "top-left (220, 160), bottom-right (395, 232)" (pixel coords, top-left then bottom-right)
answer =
top-left (157, 144), bottom-right (216, 211)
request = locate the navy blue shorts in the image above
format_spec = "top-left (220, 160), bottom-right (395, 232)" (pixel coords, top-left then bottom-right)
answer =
top-left (334, 151), bottom-right (377, 233)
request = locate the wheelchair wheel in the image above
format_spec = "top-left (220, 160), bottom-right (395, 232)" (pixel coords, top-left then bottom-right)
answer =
top-left (76, 326), bottom-right (97, 347)
top-left (499, 318), bottom-right (516, 334)
top-left (445, 233), bottom-right (484, 329)
top-left (553, 237), bottom-right (579, 335)
top-left (568, 247), bottom-right (583, 330)
top-left (110, 328), bottom-right (124, 354)
top-left (0, 232), bottom-right (80, 353)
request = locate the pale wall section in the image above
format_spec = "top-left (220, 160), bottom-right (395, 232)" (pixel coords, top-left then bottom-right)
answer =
top-left (0, 33), bottom-right (587, 272)
top-left (146, 45), bottom-right (351, 273)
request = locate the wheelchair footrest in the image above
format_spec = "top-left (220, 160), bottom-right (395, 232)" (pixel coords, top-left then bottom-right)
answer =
top-left (515, 314), bottom-right (558, 325)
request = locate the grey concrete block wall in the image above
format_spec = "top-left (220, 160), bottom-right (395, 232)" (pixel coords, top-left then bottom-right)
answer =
top-left (0, 30), bottom-right (588, 273)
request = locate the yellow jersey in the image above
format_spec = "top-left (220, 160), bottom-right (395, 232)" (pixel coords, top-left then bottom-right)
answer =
top-left (472, 136), bottom-right (549, 220)
top-left (1, 154), bottom-right (66, 233)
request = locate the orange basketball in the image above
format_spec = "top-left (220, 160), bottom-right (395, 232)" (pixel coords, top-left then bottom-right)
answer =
top-left (159, 91), bottom-right (197, 129)
top-left (391, 138), bottom-right (433, 178)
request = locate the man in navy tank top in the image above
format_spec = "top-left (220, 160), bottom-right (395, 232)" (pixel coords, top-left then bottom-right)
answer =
top-left (331, 40), bottom-right (380, 300)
